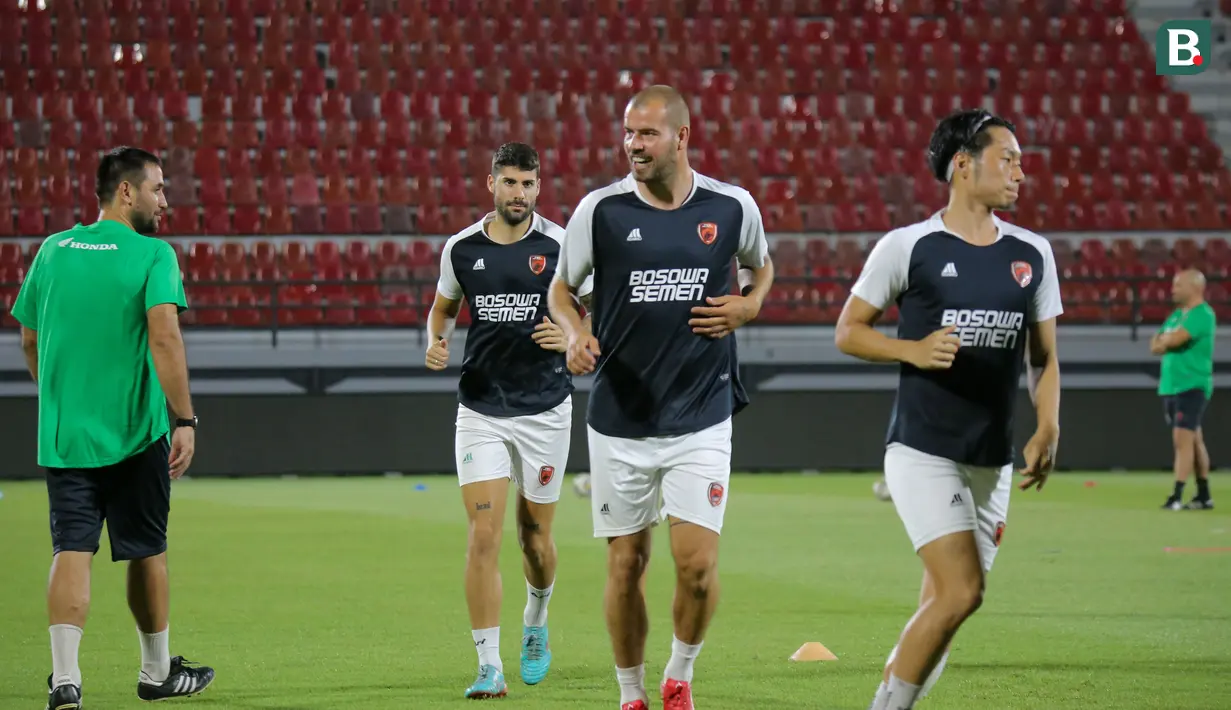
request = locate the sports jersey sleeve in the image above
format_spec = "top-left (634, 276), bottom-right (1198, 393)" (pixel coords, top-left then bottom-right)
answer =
top-left (145, 241), bottom-right (188, 313)
top-left (578, 273), bottom-right (594, 299)
top-left (1183, 305), bottom-right (1215, 341)
top-left (558, 193), bottom-right (596, 291)
top-left (735, 191), bottom-right (769, 268)
top-left (1029, 240), bottom-right (1064, 323)
top-left (10, 249), bottom-right (42, 329)
top-left (435, 237), bottom-right (463, 301)
top-left (850, 231), bottom-right (910, 311)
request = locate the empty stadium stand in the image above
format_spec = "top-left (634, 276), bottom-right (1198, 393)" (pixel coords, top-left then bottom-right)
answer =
top-left (1, 0), bottom-right (1228, 329)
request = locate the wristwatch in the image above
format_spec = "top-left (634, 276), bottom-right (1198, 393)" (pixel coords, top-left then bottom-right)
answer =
top-left (175, 416), bottom-right (198, 429)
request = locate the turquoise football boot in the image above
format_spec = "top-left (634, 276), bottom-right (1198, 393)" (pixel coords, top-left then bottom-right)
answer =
top-left (464, 664), bottom-right (507, 699)
top-left (519, 624), bottom-right (552, 685)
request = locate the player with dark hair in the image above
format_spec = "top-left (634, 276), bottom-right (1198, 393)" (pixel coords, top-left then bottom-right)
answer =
top-left (10, 146), bottom-right (214, 709)
top-left (835, 110), bottom-right (1063, 709)
top-left (1151, 268), bottom-right (1216, 510)
top-left (548, 85), bottom-right (773, 710)
top-left (426, 142), bottom-right (592, 699)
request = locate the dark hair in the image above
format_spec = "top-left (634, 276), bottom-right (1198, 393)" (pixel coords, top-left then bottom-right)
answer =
top-left (926, 109), bottom-right (1016, 183)
top-left (491, 142), bottom-right (540, 176)
top-left (96, 146), bottom-right (162, 202)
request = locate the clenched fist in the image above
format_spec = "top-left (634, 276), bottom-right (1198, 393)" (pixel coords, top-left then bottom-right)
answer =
top-left (567, 332), bottom-right (601, 375)
top-left (909, 325), bottom-right (961, 370)
top-left (425, 337), bottom-right (449, 371)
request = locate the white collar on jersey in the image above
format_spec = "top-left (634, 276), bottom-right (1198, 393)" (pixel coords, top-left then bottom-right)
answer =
top-left (480, 210), bottom-right (541, 242)
top-left (930, 208), bottom-right (1004, 244)
top-left (624, 168), bottom-right (699, 209)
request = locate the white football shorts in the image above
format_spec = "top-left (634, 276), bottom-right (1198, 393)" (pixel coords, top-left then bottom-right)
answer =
top-left (587, 417), bottom-right (732, 538)
top-left (454, 397), bottom-right (572, 504)
top-left (883, 443), bottom-right (1012, 573)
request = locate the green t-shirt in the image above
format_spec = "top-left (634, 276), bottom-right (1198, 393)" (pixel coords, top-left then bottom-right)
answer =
top-left (10, 220), bottom-right (188, 469)
top-left (1158, 302), bottom-right (1216, 399)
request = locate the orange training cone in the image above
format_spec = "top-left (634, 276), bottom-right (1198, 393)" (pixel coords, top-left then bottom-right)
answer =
top-left (790, 642), bottom-right (838, 662)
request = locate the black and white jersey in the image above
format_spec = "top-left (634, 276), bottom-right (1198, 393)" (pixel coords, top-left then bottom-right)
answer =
top-left (437, 212), bottom-right (593, 418)
top-left (851, 211), bottom-right (1064, 467)
top-left (556, 171), bottom-right (770, 439)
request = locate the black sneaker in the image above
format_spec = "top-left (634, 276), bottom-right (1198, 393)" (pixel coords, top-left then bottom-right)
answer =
top-left (1162, 496), bottom-right (1183, 510)
top-left (44, 675), bottom-right (81, 710)
top-left (1185, 498), bottom-right (1215, 510)
top-left (136, 656), bottom-right (215, 701)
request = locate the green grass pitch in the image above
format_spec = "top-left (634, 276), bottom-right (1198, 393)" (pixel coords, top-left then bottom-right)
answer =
top-left (1, 472), bottom-right (1229, 709)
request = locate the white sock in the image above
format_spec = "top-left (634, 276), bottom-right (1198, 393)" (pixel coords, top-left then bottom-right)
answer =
top-left (885, 674), bottom-right (922, 710)
top-left (919, 649), bottom-right (950, 699)
top-left (869, 681), bottom-right (890, 710)
top-left (138, 626), bottom-right (171, 683)
top-left (663, 636), bottom-right (703, 682)
top-left (472, 627), bottom-right (501, 672)
top-left (524, 581), bottom-right (553, 627)
top-left (49, 624), bottom-right (83, 689)
top-left (615, 664), bottom-right (648, 704)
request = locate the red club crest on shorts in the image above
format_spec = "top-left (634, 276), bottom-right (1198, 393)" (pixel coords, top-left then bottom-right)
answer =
top-left (529, 255), bottom-right (547, 275)
top-left (1011, 261), bottom-right (1033, 288)
top-left (538, 465), bottom-right (555, 486)
top-left (707, 482), bottom-right (725, 507)
top-left (698, 222), bottom-right (718, 245)
top-left (993, 521), bottom-right (1006, 547)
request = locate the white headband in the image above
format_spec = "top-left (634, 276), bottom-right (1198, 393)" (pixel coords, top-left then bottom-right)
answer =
top-left (945, 115), bottom-right (995, 182)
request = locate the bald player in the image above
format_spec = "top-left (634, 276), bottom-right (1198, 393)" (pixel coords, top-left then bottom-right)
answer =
top-left (548, 85), bottom-right (772, 710)
top-left (1151, 269), bottom-right (1216, 510)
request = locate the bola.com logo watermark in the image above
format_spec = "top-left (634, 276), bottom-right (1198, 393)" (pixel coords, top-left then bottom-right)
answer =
top-left (1155, 20), bottom-right (1211, 75)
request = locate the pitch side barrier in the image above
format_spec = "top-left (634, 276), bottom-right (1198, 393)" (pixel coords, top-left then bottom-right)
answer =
top-left (0, 326), bottom-right (1224, 479)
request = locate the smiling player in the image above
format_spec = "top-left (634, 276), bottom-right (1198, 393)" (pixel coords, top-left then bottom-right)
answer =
top-left (548, 85), bottom-right (773, 710)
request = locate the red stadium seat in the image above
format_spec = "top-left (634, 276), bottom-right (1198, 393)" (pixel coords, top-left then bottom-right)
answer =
top-left (1, 2), bottom-right (1219, 328)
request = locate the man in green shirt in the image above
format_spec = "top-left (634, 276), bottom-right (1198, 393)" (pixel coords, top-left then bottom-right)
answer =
top-left (1150, 268), bottom-right (1216, 511)
top-left (10, 147), bottom-right (215, 710)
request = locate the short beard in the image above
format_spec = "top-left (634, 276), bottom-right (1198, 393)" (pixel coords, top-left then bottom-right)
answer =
top-left (496, 202), bottom-right (532, 226)
top-left (131, 211), bottom-right (158, 235)
top-left (634, 158), bottom-right (675, 185)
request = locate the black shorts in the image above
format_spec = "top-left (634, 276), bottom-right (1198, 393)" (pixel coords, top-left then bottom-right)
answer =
top-left (1162, 389), bottom-right (1208, 431)
top-left (45, 436), bottom-right (171, 562)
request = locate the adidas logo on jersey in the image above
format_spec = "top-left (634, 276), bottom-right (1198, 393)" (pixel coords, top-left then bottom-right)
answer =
top-left (626, 228), bottom-right (642, 241)
top-left (941, 262), bottom-right (958, 277)
top-left (941, 308), bottom-right (1025, 349)
top-left (473, 293), bottom-right (540, 322)
top-left (473, 258), bottom-right (486, 270)
top-left (628, 268), bottom-right (709, 303)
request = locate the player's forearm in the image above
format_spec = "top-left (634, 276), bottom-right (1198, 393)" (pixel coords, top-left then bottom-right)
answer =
top-left (427, 304), bottom-right (456, 343)
top-left (21, 343), bottom-right (37, 383)
top-left (739, 260), bottom-right (774, 312)
top-left (835, 322), bottom-right (916, 364)
top-left (1159, 332), bottom-right (1189, 352)
top-left (1027, 352), bottom-right (1061, 433)
top-left (149, 334), bottom-right (194, 419)
top-left (548, 279), bottom-right (586, 339)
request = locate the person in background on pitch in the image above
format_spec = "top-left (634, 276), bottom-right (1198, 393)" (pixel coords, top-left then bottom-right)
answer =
top-left (835, 109), bottom-right (1062, 710)
top-left (549, 85), bottom-right (773, 710)
top-left (425, 142), bottom-right (592, 699)
top-left (9, 147), bottom-right (214, 710)
top-left (1151, 268), bottom-right (1216, 510)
